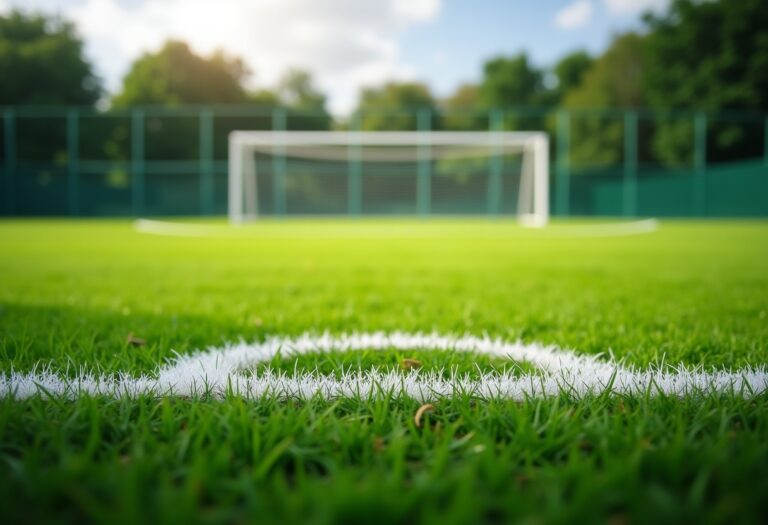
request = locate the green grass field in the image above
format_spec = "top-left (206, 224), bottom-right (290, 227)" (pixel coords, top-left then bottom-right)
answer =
top-left (1, 219), bottom-right (768, 524)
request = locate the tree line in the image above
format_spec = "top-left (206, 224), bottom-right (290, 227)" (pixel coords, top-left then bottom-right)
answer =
top-left (2, 0), bottom-right (767, 167)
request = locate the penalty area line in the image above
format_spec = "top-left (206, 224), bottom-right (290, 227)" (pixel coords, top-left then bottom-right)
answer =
top-left (533, 218), bottom-right (659, 237)
top-left (133, 218), bottom-right (660, 239)
top-left (2, 332), bottom-right (765, 401)
top-left (134, 219), bottom-right (238, 238)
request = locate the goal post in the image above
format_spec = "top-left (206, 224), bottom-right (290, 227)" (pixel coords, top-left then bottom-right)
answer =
top-left (228, 131), bottom-right (549, 225)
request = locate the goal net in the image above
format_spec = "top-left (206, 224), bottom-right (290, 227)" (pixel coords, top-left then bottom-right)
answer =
top-left (228, 131), bottom-right (549, 226)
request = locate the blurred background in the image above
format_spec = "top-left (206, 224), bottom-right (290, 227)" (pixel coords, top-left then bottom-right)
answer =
top-left (0, 0), bottom-right (766, 218)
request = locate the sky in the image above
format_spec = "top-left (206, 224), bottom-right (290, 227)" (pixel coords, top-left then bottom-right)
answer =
top-left (0, 0), bottom-right (671, 114)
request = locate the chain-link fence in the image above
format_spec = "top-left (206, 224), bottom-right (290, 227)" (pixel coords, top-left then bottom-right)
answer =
top-left (1, 105), bottom-right (766, 217)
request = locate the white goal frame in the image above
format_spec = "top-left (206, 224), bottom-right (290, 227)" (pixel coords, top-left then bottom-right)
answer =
top-left (228, 131), bottom-right (549, 226)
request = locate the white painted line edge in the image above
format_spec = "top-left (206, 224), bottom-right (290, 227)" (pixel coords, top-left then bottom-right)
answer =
top-left (133, 219), bottom-right (660, 239)
top-left (2, 332), bottom-right (765, 401)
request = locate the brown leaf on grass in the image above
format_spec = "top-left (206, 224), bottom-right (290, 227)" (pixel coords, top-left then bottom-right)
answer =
top-left (608, 513), bottom-right (630, 525)
top-left (126, 332), bottom-right (146, 347)
top-left (401, 358), bottom-right (422, 370)
top-left (514, 473), bottom-right (530, 488)
top-left (414, 403), bottom-right (435, 428)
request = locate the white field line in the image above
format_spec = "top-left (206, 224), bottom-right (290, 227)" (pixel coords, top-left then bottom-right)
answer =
top-left (134, 219), bottom-right (235, 238)
top-left (134, 219), bottom-right (659, 239)
top-left (535, 218), bottom-right (659, 237)
top-left (2, 332), bottom-right (766, 401)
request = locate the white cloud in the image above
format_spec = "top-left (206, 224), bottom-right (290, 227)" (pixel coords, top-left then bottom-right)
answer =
top-left (602, 0), bottom-right (671, 15)
top-left (2, 0), bottom-right (442, 114)
top-left (554, 0), bottom-right (594, 30)
top-left (393, 0), bottom-right (440, 22)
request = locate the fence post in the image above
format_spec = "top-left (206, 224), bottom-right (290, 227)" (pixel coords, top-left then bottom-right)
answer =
top-left (555, 110), bottom-right (570, 217)
top-left (3, 109), bottom-right (16, 215)
top-left (488, 109), bottom-right (504, 216)
top-left (623, 111), bottom-right (638, 217)
top-left (67, 109), bottom-right (80, 216)
top-left (272, 108), bottom-right (287, 216)
top-left (694, 112), bottom-right (707, 216)
top-left (347, 113), bottom-right (362, 216)
top-left (131, 109), bottom-right (145, 217)
top-left (764, 116), bottom-right (768, 167)
top-left (417, 108), bottom-right (431, 216)
top-left (199, 108), bottom-right (214, 215)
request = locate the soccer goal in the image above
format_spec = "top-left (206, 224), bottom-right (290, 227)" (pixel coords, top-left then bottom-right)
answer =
top-left (228, 131), bottom-right (549, 226)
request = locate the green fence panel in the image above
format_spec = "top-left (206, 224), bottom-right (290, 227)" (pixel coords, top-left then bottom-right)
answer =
top-left (67, 110), bottom-right (79, 216)
top-left (416, 108), bottom-right (432, 216)
top-left (131, 109), bottom-right (145, 216)
top-left (3, 109), bottom-right (16, 215)
top-left (487, 109), bottom-right (504, 216)
top-left (0, 105), bottom-right (766, 218)
top-left (272, 108), bottom-right (287, 216)
top-left (555, 110), bottom-right (570, 216)
top-left (694, 112), bottom-right (707, 215)
top-left (199, 109), bottom-right (214, 215)
top-left (347, 114), bottom-right (362, 216)
top-left (623, 111), bottom-right (638, 217)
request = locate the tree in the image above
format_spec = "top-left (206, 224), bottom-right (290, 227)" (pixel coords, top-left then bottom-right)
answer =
top-left (645, 0), bottom-right (768, 112)
top-left (112, 41), bottom-right (253, 162)
top-left (478, 53), bottom-right (549, 130)
top-left (0, 10), bottom-right (101, 171)
top-left (479, 54), bottom-right (547, 108)
top-left (113, 41), bottom-right (248, 106)
top-left (353, 82), bottom-right (438, 131)
top-left (247, 89), bottom-right (281, 106)
top-left (441, 84), bottom-right (487, 131)
top-left (562, 33), bottom-right (647, 167)
top-left (564, 34), bottom-right (646, 110)
top-left (551, 51), bottom-right (593, 103)
top-left (644, 0), bottom-right (768, 163)
top-left (277, 69), bottom-right (331, 130)
top-left (278, 70), bottom-right (325, 111)
top-left (0, 10), bottom-right (100, 105)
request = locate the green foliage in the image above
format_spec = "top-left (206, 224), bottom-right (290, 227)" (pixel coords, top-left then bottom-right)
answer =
top-left (644, 0), bottom-right (768, 164)
top-left (4, 0), bottom-right (768, 181)
top-left (278, 69), bottom-right (326, 112)
top-left (479, 53), bottom-right (548, 109)
top-left (478, 53), bottom-right (552, 131)
top-left (353, 82), bottom-right (439, 131)
top-left (109, 41), bottom-right (252, 161)
top-left (0, 10), bottom-right (101, 105)
top-left (248, 89), bottom-right (281, 106)
top-left (563, 34), bottom-right (646, 167)
top-left (564, 33), bottom-right (646, 110)
top-left (0, 11), bottom-right (101, 172)
top-left (648, 117), bottom-right (697, 168)
top-left (113, 40), bottom-right (248, 106)
top-left (277, 69), bottom-right (332, 130)
top-left (552, 50), bottom-right (593, 103)
top-left (644, 0), bottom-right (768, 112)
top-left (441, 84), bottom-right (487, 131)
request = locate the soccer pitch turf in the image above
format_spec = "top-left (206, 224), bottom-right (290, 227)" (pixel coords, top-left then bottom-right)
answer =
top-left (1, 218), bottom-right (767, 524)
